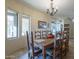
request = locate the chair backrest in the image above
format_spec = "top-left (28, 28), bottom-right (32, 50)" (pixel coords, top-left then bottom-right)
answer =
top-left (31, 31), bottom-right (34, 56)
top-left (26, 31), bottom-right (30, 51)
top-left (56, 39), bottom-right (61, 47)
top-left (26, 31), bottom-right (35, 56)
top-left (41, 31), bottom-right (47, 39)
top-left (35, 31), bottom-right (41, 39)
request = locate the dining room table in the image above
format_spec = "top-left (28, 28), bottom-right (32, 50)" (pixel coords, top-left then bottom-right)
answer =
top-left (34, 39), bottom-right (56, 59)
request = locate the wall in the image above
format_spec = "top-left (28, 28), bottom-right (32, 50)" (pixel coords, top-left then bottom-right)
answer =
top-left (5, 36), bottom-right (27, 55)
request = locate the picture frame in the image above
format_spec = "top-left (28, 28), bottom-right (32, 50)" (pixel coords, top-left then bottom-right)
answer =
top-left (38, 21), bottom-right (47, 29)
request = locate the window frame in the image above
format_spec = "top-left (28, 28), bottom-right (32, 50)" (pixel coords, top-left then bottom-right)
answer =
top-left (6, 9), bottom-right (18, 39)
top-left (6, 9), bottom-right (31, 40)
top-left (21, 15), bottom-right (30, 36)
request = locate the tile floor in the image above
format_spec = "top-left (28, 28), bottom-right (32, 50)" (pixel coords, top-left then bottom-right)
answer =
top-left (6, 39), bottom-right (74, 59)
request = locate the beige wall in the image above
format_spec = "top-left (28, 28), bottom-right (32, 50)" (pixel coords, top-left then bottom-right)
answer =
top-left (5, 0), bottom-right (74, 55)
top-left (5, 36), bottom-right (27, 55)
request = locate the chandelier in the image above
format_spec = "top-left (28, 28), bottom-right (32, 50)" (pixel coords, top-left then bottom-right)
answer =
top-left (47, 0), bottom-right (58, 16)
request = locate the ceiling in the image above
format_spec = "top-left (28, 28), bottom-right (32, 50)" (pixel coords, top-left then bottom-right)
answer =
top-left (15, 0), bottom-right (74, 19)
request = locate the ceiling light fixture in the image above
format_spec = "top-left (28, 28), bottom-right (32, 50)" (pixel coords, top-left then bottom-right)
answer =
top-left (47, 0), bottom-right (58, 16)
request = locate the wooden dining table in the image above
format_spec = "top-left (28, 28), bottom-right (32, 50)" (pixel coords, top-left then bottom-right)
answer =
top-left (34, 39), bottom-right (55, 59)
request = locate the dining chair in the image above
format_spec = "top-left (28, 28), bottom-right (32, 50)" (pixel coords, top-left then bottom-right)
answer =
top-left (46, 39), bottom-right (61, 59)
top-left (59, 39), bottom-right (67, 59)
top-left (63, 32), bottom-right (69, 55)
top-left (41, 31), bottom-right (47, 39)
top-left (35, 31), bottom-right (41, 39)
top-left (26, 31), bottom-right (31, 59)
top-left (30, 31), bottom-right (42, 59)
top-left (58, 31), bottom-right (69, 58)
top-left (57, 32), bottom-right (66, 58)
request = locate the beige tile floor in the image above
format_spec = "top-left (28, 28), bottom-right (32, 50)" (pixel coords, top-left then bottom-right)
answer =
top-left (6, 39), bottom-right (74, 59)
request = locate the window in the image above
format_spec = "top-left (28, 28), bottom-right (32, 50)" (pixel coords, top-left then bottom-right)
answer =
top-left (7, 9), bottom-right (18, 38)
top-left (22, 15), bottom-right (29, 36)
top-left (51, 22), bottom-right (61, 35)
top-left (51, 23), bottom-right (56, 35)
top-left (56, 23), bottom-right (61, 32)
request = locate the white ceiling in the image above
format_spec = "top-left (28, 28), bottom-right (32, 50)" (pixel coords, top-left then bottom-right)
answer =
top-left (15, 0), bottom-right (74, 19)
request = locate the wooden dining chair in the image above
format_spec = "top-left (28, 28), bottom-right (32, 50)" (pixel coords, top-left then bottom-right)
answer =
top-left (60, 39), bottom-right (66, 58)
top-left (63, 32), bottom-right (69, 55)
top-left (30, 31), bottom-right (42, 59)
top-left (41, 31), bottom-right (47, 39)
top-left (46, 39), bottom-right (61, 59)
top-left (35, 31), bottom-right (41, 39)
top-left (26, 31), bottom-right (31, 59)
top-left (56, 33), bottom-right (66, 58)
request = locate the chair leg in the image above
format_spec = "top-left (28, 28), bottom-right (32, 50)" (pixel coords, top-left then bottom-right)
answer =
top-left (28, 52), bottom-right (32, 59)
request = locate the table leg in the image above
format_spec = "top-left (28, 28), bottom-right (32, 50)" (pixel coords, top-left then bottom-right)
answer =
top-left (43, 47), bottom-right (46, 59)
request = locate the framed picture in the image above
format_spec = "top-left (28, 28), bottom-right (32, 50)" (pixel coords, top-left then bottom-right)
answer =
top-left (38, 21), bottom-right (47, 29)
